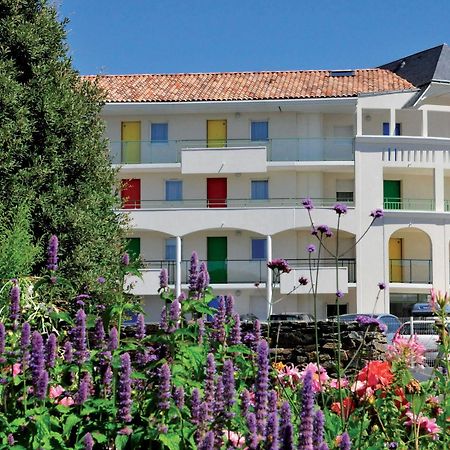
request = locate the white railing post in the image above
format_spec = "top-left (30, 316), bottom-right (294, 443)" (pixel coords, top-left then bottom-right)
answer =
top-left (175, 236), bottom-right (182, 298)
top-left (266, 235), bottom-right (272, 320)
top-left (389, 108), bottom-right (396, 136)
top-left (422, 109), bottom-right (428, 137)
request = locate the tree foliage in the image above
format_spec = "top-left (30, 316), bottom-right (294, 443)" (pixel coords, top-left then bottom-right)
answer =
top-left (0, 0), bottom-right (125, 292)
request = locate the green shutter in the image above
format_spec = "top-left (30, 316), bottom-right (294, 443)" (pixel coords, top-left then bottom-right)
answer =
top-left (126, 238), bottom-right (141, 262)
top-left (384, 180), bottom-right (401, 210)
top-left (207, 237), bottom-right (227, 283)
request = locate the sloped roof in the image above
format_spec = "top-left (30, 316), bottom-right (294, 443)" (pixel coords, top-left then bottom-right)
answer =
top-left (82, 69), bottom-right (414, 103)
top-left (379, 44), bottom-right (450, 87)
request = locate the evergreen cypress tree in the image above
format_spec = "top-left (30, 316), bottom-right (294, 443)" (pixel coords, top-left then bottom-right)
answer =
top-left (0, 0), bottom-right (125, 295)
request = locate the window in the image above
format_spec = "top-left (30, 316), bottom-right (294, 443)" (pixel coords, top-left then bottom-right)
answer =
top-left (165, 180), bottom-right (182, 201)
top-left (383, 122), bottom-right (401, 136)
top-left (251, 238), bottom-right (267, 260)
top-left (336, 192), bottom-right (354, 202)
top-left (336, 180), bottom-right (353, 203)
top-left (151, 123), bottom-right (168, 143)
top-left (326, 303), bottom-right (348, 317)
top-left (251, 121), bottom-right (268, 141)
top-left (165, 238), bottom-right (177, 261)
top-left (251, 180), bottom-right (268, 200)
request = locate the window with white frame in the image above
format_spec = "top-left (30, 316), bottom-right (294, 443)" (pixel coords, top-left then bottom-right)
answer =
top-left (336, 180), bottom-right (354, 203)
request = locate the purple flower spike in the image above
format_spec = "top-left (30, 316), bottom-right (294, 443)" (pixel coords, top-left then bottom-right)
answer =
top-left (280, 423), bottom-right (293, 450)
top-left (198, 431), bottom-right (214, 450)
top-left (229, 313), bottom-right (241, 345)
top-left (103, 364), bottom-right (113, 392)
top-left (21, 322), bottom-right (31, 367)
top-left (160, 307), bottom-right (168, 332)
top-left (191, 388), bottom-right (201, 424)
top-left (302, 198), bottom-right (314, 210)
top-left (84, 432), bottom-right (94, 450)
top-left (223, 359), bottom-right (236, 419)
top-left (93, 318), bottom-right (106, 349)
top-left (46, 333), bottom-right (57, 368)
top-left (159, 268), bottom-right (168, 289)
top-left (64, 341), bottom-right (73, 363)
top-left (135, 313), bottom-right (146, 340)
top-left (9, 284), bottom-right (20, 322)
top-left (307, 244), bottom-right (316, 253)
top-left (214, 375), bottom-right (225, 416)
top-left (339, 432), bottom-right (351, 450)
top-left (36, 369), bottom-right (49, 400)
top-left (188, 251), bottom-right (199, 291)
top-left (313, 409), bottom-right (326, 449)
top-left (173, 386), bottom-right (185, 409)
top-left (0, 323), bottom-right (5, 358)
top-left (241, 389), bottom-right (251, 418)
top-left (265, 411), bottom-right (279, 450)
top-left (247, 413), bottom-right (258, 449)
top-left (255, 339), bottom-right (269, 435)
top-left (280, 401), bottom-right (292, 449)
top-left (197, 318), bottom-right (205, 344)
top-left (121, 252), bottom-right (130, 266)
top-left (158, 363), bottom-right (171, 410)
top-left (298, 368), bottom-right (315, 450)
top-left (30, 331), bottom-right (45, 383)
top-left (196, 262), bottom-right (209, 293)
top-left (378, 282), bottom-right (386, 290)
top-left (169, 298), bottom-right (181, 331)
top-left (73, 309), bottom-right (89, 364)
top-left (76, 372), bottom-right (90, 405)
top-left (370, 208), bottom-right (384, 219)
top-left (7, 434), bottom-right (14, 446)
top-left (118, 353), bottom-right (132, 422)
top-left (108, 327), bottom-right (118, 352)
top-left (47, 235), bottom-right (59, 271)
top-left (225, 295), bottom-right (235, 318)
top-left (204, 353), bottom-right (216, 407)
top-left (212, 296), bottom-right (226, 344)
top-left (333, 203), bottom-right (348, 215)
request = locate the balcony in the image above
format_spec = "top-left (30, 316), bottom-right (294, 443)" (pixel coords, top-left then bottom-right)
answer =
top-left (389, 259), bottom-right (432, 284)
top-left (143, 258), bottom-right (356, 285)
top-left (383, 197), bottom-right (435, 211)
top-left (110, 138), bottom-right (355, 165)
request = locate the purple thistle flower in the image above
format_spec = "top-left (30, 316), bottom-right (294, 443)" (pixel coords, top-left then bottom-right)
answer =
top-left (339, 432), bottom-right (351, 450)
top-left (298, 368), bottom-right (315, 450)
top-left (121, 252), bottom-right (130, 266)
top-left (223, 359), bottom-right (236, 419)
top-left (267, 258), bottom-right (291, 274)
top-left (317, 225), bottom-right (329, 234)
top-left (83, 432), bottom-right (94, 450)
top-left (247, 413), bottom-right (258, 450)
top-left (280, 401), bottom-right (293, 450)
top-left (229, 313), bottom-right (241, 345)
top-left (97, 276), bottom-right (106, 284)
top-left (135, 313), bottom-right (146, 340)
top-left (9, 284), bottom-right (20, 322)
top-left (118, 353), bottom-right (132, 422)
top-left (188, 251), bottom-right (199, 291)
top-left (191, 388), bottom-right (201, 424)
top-left (169, 298), bottom-right (181, 331)
top-left (336, 290), bottom-right (344, 298)
top-left (76, 372), bottom-right (90, 405)
top-left (302, 198), bottom-right (314, 210)
top-left (307, 244), bottom-right (316, 253)
top-left (198, 431), bottom-right (214, 450)
top-left (255, 339), bottom-right (270, 435)
top-left (108, 327), bottom-right (118, 352)
top-left (333, 203), bottom-right (348, 215)
top-left (21, 322), bottom-right (31, 367)
top-left (47, 235), bottom-right (59, 271)
top-left (93, 318), bottom-right (106, 349)
top-left (159, 268), bottom-right (168, 289)
top-left (30, 331), bottom-right (45, 383)
top-left (370, 208), bottom-right (384, 219)
top-left (204, 353), bottom-right (216, 406)
top-left (312, 410), bottom-right (326, 449)
top-left (225, 295), bottom-right (235, 318)
top-left (265, 411), bottom-right (279, 450)
top-left (298, 276), bottom-right (309, 286)
top-left (0, 323), bottom-right (5, 358)
top-left (7, 434), bottom-right (14, 446)
top-left (197, 318), bottom-right (205, 344)
top-left (63, 341), bottom-right (73, 363)
top-left (212, 296), bottom-right (226, 344)
top-left (36, 369), bottom-right (49, 400)
top-left (378, 281), bottom-right (386, 290)
top-left (73, 309), bottom-right (89, 364)
top-left (158, 363), bottom-right (171, 410)
top-left (356, 315), bottom-right (387, 332)
top-left (173, 386), bottom-right (185, 409)
top-left (159, 307), bottom-right (168, 332)
top-left (241, 389), bottom-right (251, 418)
top-left (45, 333), bottom-right (57, 369)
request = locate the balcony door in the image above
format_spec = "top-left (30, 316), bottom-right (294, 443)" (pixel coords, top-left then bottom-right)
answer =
top-left (207, 237), bottom-right (227, 283)
top-left (384, 180), bottom-right (401, 210)
top-left (121, 179), bottom-right (141, 209)
top-left (207, 178), bottom-right (227, 208)
top-left (121, 121), bottom-right (141, 163)
top-left (207, 120), bottom-right (227, 147)
top-left (389, 238), bottom-right (403, 282)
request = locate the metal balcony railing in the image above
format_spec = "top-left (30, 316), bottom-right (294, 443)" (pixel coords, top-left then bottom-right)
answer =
top-left (383, 197), bottom-right (435, 211)
top-left (120, 197), bottom-right (355, 210)
top-left (110, 137), bottom-right (355, 164)
top-left (389, 259), bottom-right (432, 284)
top-left (143, 258), bottom-right (356, 284)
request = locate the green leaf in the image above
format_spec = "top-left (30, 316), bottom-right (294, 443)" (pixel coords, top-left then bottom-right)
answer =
top-left (159, 432), bottom-right (181, 450)
top-left (63, 414), bottom-right (81, 436)
top-left (91, 432), bottom-right (107, 444)
top-left (115, 434), bottom-right (129, 450)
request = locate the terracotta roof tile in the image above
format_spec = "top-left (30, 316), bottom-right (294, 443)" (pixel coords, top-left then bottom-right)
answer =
top-left (82, 69), bottom-right (415, 103)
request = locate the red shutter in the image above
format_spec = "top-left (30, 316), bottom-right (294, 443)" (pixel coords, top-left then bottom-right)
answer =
top-left (121, 179), bottom-right (141, 209)
top-left (207, 178), bottom-right (227, 208)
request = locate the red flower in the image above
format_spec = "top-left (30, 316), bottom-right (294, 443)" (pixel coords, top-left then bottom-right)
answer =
top-left (331, 397), bottom-right (355, 419)
top-left (357, 361), bottom-right (393, 390)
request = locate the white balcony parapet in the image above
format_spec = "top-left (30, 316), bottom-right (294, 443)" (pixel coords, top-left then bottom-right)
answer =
top-left (280, 267), bottom-right (348, 294)
top-left (126, 269), bottom-right (160, 296)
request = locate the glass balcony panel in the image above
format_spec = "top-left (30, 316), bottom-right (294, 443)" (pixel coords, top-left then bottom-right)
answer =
top-left (383, 198), bottom-right (434, 211)
top-left (389, 259), bottom-right (432, 283)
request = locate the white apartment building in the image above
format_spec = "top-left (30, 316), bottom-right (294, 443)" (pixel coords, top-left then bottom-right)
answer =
top-left (87, 44), bottom-right (450, 321)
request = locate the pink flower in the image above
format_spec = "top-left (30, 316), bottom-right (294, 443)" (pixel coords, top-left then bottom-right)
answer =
top-left (58, 396), bottom-right (74, 407)
top-left (405, 411), bottom-right (441, 440)
top-left (223, 430), bottom-right (246, 448)
top-left (386, 334), bottom-right (426, 367)
top-left (12, 363), bottom-right (21, 377)
top-left (329, 377), bottom-right (349, 389)
top-left (49, 385), bottom-right (65, 399)
top-left (299, 363), bottom-right (329, 393)
top-left (276, 363), bottom-right (302, 388)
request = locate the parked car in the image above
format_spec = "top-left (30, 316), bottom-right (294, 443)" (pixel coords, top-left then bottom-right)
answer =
top-left (327, 313), bottom-right (402, 344)
top-left (269, 312), bottom-right (315, 323)
top-left (411, 302), bottom-right (450, 317)
top-left (239, 313), bottom-right (260, 323)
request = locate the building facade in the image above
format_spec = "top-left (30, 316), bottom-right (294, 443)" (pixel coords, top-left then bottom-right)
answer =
top-left (87, 45), bottom-right (450, 321)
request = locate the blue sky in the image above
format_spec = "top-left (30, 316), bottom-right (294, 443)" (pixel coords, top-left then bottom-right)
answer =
top-left (59, 0), bottom-right (450, 75)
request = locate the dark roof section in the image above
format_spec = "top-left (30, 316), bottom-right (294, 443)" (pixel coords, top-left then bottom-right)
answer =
top-left (379, 44), bottom-right (450, 87)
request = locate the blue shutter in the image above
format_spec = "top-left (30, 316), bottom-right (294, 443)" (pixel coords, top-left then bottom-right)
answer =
top-left (165, 180), bottom-right (182, 201)
top-left (383, 123), bottom-right (401, 136)
top-left (251, 121), bottom-right (268, 141)
top-left (165, 238), bottom-right (177, 260)
top-left (252, 239), bottom-right (267, 260)
top-left (251, 180), bottom-right (268, 200)
top-left (151, 123), bottom-right (168, 143)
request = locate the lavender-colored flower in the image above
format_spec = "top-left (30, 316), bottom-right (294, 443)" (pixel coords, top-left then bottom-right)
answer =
top-left (204, 353), bottom-right (216, 406)
top-left (241, 389), bottom-right (251, 418)
top-left (75, 294), bottom-right (90, 308)
top-left (173, 386), bottom-right (185, 409)
top-left (388, 442), bottom-right (398, 449)
top-left (76, 372), bottom-right (90, 405)
top-left (268, 390), bottom-right (277, 415)
top-left (177, 292), bottom-right (187, 302)
top-left (265, 411), bottom-right (279, 450)
top-left (336, 290), bottom-right (344, 298)
top-left (45, 333), bottom-right (57, 369)
top-left (325, 229), bottom-right (333, 238)
top-left (333, 203), bottom-right (348, 215)
top-left (298, 276), bottom-right (309, 286)
top-left (169, 298), bottom-right (181, 331)
top-left (158, 363), bottom-right (171, 410)
top-left (21, 322), bottom-right (31, 367)
top-left (191, 388), bottom-right (201, 424)
top-left (0, 323), bottom-right (5, 358)
top-left (97, 276), bottom-right (106, 284)
top-left (223, 359), bottom-right (236, 418)
top-left (84, 432), bottom-right (94, 450)
top-left (267, 258), bottom-right (291, 274)
top-left (47, 235), bottom-right (58, 271)
top-left (378, 281), bottom-right (387, 290)
top-left (103, 363), bottom-right (113, 392)
top-left (212, 296), bottom-right (226, 344)
top-left (312, 410), bottom-right (325, 449)
top-left (73, 309), bottom-right (89, 364)
top-left (118, 353), bottom-right (132, 422)
top-left (247, 413), bottom-right (258, 450)
top-left (307, 244), bottom-right (316, 253)
top-left (121, 252), bottom-right (130, 266)
top-left (197, 318), bottom-right (205, 344)
top-left (302, 198), bottom-right (314, 210)
top-left (298, 368), bottom-right (315, 450)
top-left (9, 284), bottom-right (20, 322)
top-left (64, 341), bottom-right (73, 363)
top-left (108, 326), bottom-right (118, 352)
top-left (214, 375), bottom-right (224, 416)
top-left (7, 434), bottom-right (14, 446)
top-left (188, 251), bottom-right (199, 291)
top-left (255, 339), bottom-right (270, 435)
top-left (30, 331), bottom-right (45, 382)
top-left (159, 307), bottom-right (168, 332)
top-left (356, 315), bottom-right (387, 332)
top-left (225, 295), bottom-right (235, 318)
top-left (36, 369), bottom-right (49, 400)
top-left (135, 313), bottom-right (146, 340)
top-left (198, 431), bottom-right (214, 450)
top-left (339, 432), bottom-right (351, 450)
top-left (196, 262), bottom-right (209, 293)
top-left (93, 318), bottom-right (106, 349)
top-left (370, 208), bottom-right (384, 219)
top-left (279, 401), bottom-right (293, 450)
top-left (311, 226), bottom-right (318, 236)
top-left (317, 224), bottom-right (330, 235)
top-left (229, 314), bottom-right (241, 345)
top-left (159, 268), bottom-right (168, 289)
